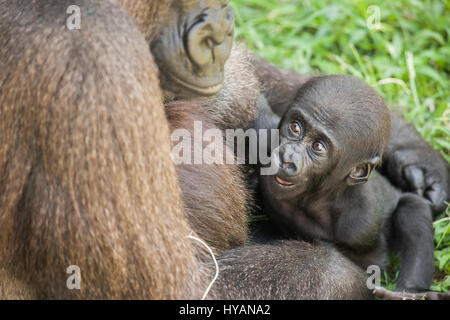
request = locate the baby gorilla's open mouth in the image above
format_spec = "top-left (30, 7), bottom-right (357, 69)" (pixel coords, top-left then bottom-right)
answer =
top-left (275, 176), bottom-right (294, 186)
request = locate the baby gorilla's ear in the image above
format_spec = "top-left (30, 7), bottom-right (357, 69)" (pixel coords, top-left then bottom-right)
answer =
top-left (346, 157), bottom-right (380, 186)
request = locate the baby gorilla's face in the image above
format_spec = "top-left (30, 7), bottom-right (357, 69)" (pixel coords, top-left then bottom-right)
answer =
top-left (260, 75), bottom-right (390, 203)
top-left (260, 104), bottom-right (341, 201)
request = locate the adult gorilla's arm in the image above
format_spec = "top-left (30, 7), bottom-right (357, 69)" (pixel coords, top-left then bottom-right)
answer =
top-left (249, 53), bottom-right (449, 214)
top-left (249, 54), bottom-right (311, 116)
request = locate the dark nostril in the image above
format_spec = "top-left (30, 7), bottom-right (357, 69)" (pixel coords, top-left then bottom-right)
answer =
top-left (185, 6), bottom-right (234, 69)
top-left (281, 162), bottom-right (297, 176)
top-left (209, 7), bottom-right (234, 44)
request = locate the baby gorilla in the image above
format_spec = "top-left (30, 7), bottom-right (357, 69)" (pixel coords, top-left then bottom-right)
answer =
top-left (258, 75), bottom-right (435, 293)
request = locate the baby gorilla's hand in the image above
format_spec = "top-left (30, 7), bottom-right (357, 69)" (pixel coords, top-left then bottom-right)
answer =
top-left (386, 147), bottom-right (449, 214)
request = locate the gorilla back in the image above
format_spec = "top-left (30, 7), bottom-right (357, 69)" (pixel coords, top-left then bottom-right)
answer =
top-left (0, 0), bottom-right (207, 299)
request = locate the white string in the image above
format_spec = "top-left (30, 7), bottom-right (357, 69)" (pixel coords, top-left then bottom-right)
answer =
top-left (187, 233), bottom-right (219, 300)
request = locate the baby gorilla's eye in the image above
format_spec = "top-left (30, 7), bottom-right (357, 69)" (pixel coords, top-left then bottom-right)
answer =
top-left (312, 141), bottom-right (326, 152)
top-left (289, 121), bottom-right (302, 135)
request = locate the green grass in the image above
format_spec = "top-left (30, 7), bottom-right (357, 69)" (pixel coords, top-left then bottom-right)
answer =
top-left (232, 0), bottom-right (450, 292)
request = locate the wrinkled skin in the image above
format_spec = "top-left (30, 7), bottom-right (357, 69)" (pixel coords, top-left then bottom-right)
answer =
top-left (151, 0), bottom-right (235, 98)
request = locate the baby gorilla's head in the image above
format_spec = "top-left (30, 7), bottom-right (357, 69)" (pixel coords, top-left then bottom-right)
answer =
top-left (261, 75), bottom-right (391, 200)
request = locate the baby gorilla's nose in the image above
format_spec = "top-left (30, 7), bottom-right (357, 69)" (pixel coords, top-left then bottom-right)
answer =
top-left (278, 145), bottom-right (300, 177)
top-left (280, 162), bottom-right (298, 176)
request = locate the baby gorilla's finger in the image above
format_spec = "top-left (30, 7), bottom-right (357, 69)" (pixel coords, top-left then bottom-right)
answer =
top-left (388, 149), bottom-right (422, 190)
top-left (403, 165), bottom-right (425, 196)
top-left (424, 174), bottom-right (447, 214)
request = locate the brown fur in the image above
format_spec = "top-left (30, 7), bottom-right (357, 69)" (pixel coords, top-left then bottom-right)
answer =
top-left (165, 101), bottom-right (250, 253)
top-left (0, 0), bottom-right (207, 299)
top-left (163, 44), bottom-right (260, 131)
top-left (118, 0), bottom-right (173, 43)
top-left (0, 268), bottom-right (38, 300)
top-left (249, 53), bottom-right (312, 117)
top-left (199, 44), bottom-right (261, 130)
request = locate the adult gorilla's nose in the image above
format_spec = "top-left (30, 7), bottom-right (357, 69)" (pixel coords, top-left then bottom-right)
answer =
top-left (151, 1), bottom-right (235, 98)
top-left (278, 146), bottom-right (300, 177)
top-left (187, 6), bottom-right (234, 68)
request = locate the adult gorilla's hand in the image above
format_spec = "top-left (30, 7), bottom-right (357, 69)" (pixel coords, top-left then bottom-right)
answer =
top-left (373, 287), bottom-right (450, 300)
top-left (383, 113), bottom-right (449, 214)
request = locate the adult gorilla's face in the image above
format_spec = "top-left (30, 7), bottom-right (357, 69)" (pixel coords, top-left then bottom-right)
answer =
top-left (151, 0), bottom-right (234, 98)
